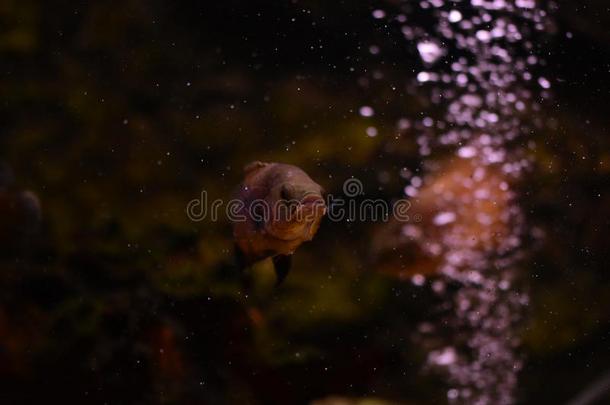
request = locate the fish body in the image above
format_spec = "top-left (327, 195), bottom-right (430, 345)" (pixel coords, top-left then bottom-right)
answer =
top-left (232, 161), bottom-right (325, 283)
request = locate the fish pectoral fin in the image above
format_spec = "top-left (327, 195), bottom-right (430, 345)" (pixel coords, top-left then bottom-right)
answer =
top-left (272, 255), bottom-right (292, 286)
top-left (244, 161), bottom-right (268, 175)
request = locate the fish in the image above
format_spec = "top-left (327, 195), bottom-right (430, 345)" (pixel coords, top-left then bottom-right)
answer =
top-left (232, 161), bottom-right (326, 285)
top-left (370, 157), bottom-right (513, 280)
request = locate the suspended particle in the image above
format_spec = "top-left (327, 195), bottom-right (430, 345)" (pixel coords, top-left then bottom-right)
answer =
top-left (366, 126), bottom-right (378, 137)
top-left (372, 9), bottom-right (386, 19)
top-left (359, 106), bottom-right (375, 117)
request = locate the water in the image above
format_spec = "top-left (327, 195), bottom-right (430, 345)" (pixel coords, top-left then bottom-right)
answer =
top-left (365, 1), bottom-right (553, 403)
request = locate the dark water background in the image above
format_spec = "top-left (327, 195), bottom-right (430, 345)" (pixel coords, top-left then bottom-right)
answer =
top-left (0, 1), bottom-right (609, 404)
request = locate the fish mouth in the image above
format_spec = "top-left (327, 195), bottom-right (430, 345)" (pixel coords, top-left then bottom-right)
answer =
top-left (300, 194), bottom-right (326, 218)
top-left (300, 194), bottom-right (325, 207)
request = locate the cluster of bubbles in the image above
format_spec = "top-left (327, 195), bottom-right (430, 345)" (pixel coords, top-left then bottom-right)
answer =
top-left (407, 153), bottom-right (531, 405)
top-left (363, 1), bottom-right (552, 403)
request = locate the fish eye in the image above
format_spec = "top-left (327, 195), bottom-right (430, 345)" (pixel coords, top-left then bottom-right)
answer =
top-left (280, 184), bottom-right (292, 200)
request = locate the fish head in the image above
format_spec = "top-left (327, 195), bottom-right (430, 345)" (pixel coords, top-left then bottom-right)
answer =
top-left (265, 181), bottom-right (326, 241)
